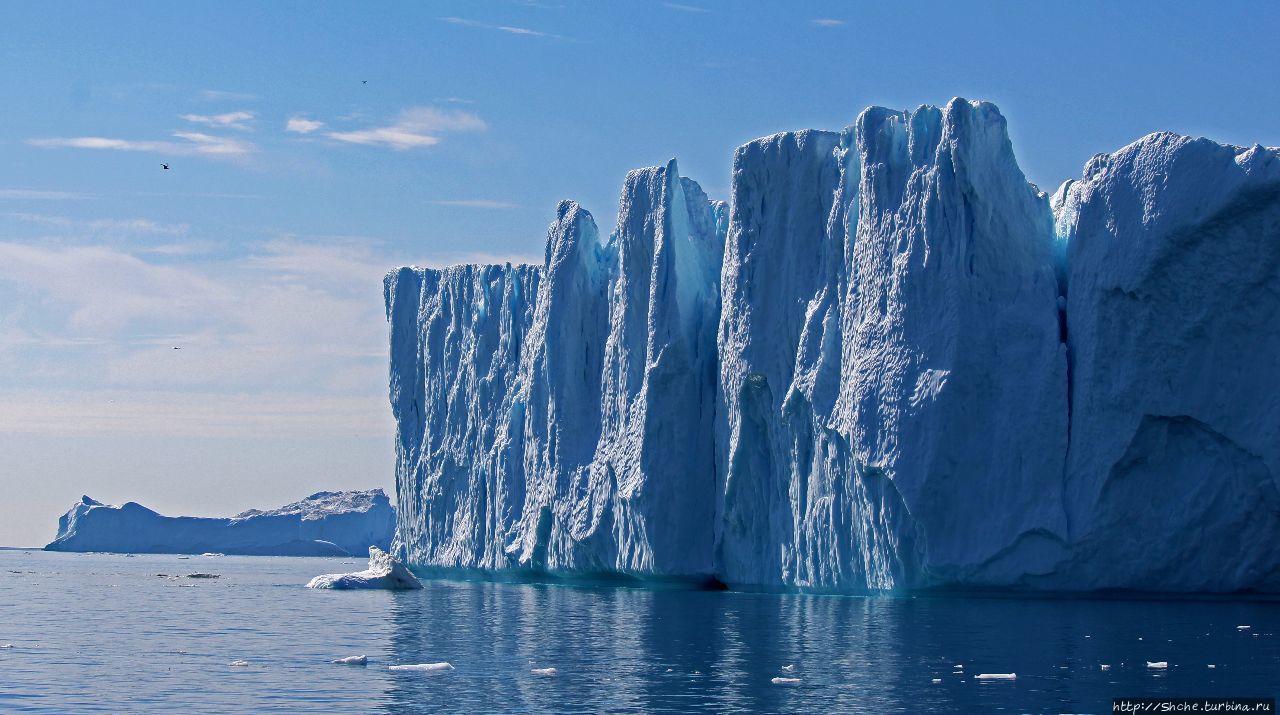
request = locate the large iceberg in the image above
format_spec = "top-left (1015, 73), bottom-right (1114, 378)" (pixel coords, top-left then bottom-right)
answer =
top-left (387, 98), bottom-right (1280, 593)
top-left (45, 490), bottom-right (396, 557)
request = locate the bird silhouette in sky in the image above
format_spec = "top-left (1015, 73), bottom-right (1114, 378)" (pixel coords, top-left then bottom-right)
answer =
top-left (362, 80), bottom-right (367, 84)
top-left (161, 163), bottom-right (170, 170)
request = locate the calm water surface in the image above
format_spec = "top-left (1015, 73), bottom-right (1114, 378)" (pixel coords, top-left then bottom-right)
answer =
top-left (0, 551), bottom-right (1277, 713)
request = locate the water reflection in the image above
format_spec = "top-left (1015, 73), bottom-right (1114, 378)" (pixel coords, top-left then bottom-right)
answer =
top-left (383, 578), bottom-right (1280, 713)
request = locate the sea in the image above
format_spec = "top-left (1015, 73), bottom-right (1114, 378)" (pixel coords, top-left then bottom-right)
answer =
top-left (0, 550), bottom-right (1276, 713)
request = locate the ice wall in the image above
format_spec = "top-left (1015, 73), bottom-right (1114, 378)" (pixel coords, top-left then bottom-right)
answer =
top-left (388, 99), bottom-right (1280, 593)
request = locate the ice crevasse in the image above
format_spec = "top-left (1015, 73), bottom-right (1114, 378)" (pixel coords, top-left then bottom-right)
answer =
top-left (385, 98), bottom-right (1280, 593)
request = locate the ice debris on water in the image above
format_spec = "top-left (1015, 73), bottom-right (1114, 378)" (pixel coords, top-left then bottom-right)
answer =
top-left (1100, 664), bottom-right (1111, 671)
top-left (331, 655), bottom-right (368, 665)
top-left (531, 667), bottom-right (557, 677)
top-left (975, 673), bottom-right (1016, 681)
top-left (1146, 662), bottom-right (1168, 670)
top-left (228, 660), bottom-right (250, 667)
top-left (771, 677), bottom-right (800, 685)
top-left (306, 547), bottom-right (423, 590)
top-left (389, 662), bottom-right (454, 672)
top-left (781, 664), bottom-right (796, 672)
top-left (1237, 625), bottom-right (1251, 631)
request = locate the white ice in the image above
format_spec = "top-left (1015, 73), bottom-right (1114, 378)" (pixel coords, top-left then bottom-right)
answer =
top-left (306, 547), bottom-right (424, 590)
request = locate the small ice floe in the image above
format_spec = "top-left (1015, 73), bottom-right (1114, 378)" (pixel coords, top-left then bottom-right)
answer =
top-left (389, 662), bottom-right (453, 672)
top-left (0, 643), bottom-right (14, 649)
top-left (531, 667), bottom-right (557, 677)
top-left (931, 678), bottom-right (942, 684)
top-left (781, 664), bottom-right (796, 672)
top-left (771, 677), bottom-right (801, 685)
top-left (331, 655), bottom-right (368, 665)
top-left (1237, 625), bottom-right (1251, 631)
top-left (186, 573), bottom-right (220, 579)
top-left (1208, 664), bottom-right (1217, 669)
top-left (1146, 661), bottom-right (1168, 670)
top-left (953, 664), bottom-right (963, 670)
top-left (975, 673), bottom-right (1016, 681)
top-left (202, 553), bottom-right (224, 557)
top-left (228, 660), bottom-right (250, 667)
top-left (306, 547), bottom-right (423, 590)
top-left (1100, 664), bottom-right (1111, 671)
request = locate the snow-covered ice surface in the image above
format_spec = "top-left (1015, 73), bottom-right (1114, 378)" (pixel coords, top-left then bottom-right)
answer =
top-left (44, 491), bottom-right (396, 558)
top-left (306, 547), bottom-right (424, 590)
top-left (387, 98), bottom-right (1280, 593)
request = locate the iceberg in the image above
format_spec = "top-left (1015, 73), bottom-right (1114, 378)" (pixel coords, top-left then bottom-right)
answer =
top-left (306, 546), bottom-right (423, 590)
top-left (45, 490), bottom-right (395, 557)
top-left (386, 98), bottom-right (1280, 593)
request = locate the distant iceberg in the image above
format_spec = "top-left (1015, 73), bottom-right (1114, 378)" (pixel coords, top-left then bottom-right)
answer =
top-left (306, 546), bottom-right (423, 590)
top-left (44, 490), bottom-right (395, 557)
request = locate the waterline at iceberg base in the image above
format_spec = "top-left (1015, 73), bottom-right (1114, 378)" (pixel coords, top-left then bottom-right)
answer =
top-left (385, 98), bottom-right (1280, 594)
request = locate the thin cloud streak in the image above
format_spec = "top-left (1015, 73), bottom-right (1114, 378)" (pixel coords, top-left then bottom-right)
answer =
top-left (0, 189), bottom-right (95, 200)
top-left (811, 18), bottom-right (846, 26)
top-left (439, 16), bottom-right (574, 41)
top-left (28, 132), bottom-right (256, 158)
top-left (285, 117), bottom-right (325, 134)
top-left (179, 111), bottom-right (255, 130)
top-left (327, 107), bottom-right (486, 150)
top-left (430, 199), bottom-right (519, 209)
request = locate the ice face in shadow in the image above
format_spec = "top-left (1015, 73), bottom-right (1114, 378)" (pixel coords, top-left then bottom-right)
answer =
top-left (1053, 133), bottom-right (1280, 591)
top-left (387, 98), bottom-right (1280, 593)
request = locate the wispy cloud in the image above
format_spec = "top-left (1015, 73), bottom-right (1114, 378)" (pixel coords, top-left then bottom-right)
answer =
top-left (811, 18), bottom-right (846, 27)
top-left (4, 212), bottom-right (189, 236)
top-left (179, 111), bottom-right (255, 131)
top-left (285, 117), bottom-right (325, 134)
top-left (199, 89), bottom-right (256, 102)
top-left (29, 132), bottom-right (256, 159)
top-left (440, 16), bottom-right (573, 41)
top-left (327, 107), bottom-right (486, 150)
top-left (663, 3), bottom-right (709, 12)
top-left (0, 189), bottom-right (94, 200)
top-left (434, 97), bottom-right (475, 105)
top-left (430, 199), bottom-right (519, 210)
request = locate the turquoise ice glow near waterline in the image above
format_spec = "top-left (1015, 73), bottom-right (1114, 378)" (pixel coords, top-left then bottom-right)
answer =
top-left (2, 1), bottom-right (1280, 547)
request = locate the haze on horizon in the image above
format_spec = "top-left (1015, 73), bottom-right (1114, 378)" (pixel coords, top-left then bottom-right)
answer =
top-left (1, 0), bottom-right (1277, 546)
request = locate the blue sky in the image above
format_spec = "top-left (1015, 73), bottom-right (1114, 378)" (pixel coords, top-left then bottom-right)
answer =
top-left (1, 0), bottom-right (1277, 545)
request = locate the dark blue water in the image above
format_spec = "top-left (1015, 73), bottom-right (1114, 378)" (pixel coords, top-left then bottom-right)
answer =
top-left (0, 551), bottom-right (1276, 713)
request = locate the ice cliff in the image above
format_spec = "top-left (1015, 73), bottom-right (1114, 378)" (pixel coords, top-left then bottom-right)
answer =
top-left (387, 99), bottom-right (1280, 593)
top-left (45, 490), bottom-right (396, 557)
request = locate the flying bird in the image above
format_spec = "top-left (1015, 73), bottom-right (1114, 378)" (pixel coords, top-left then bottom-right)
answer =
top-left (161, 163), bottom-right (170, 170)
top-left (362, 80), bottom-right (367, 84)
top-left (172, 346), bottom-right (181, 350)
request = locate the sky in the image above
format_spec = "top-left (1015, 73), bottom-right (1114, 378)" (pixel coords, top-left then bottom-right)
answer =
top-left (1, 0), bottom-right (1277, 546)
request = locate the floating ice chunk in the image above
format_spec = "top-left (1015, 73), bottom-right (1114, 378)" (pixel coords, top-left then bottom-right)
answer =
top-left (202, 553), bottom-right (224, 557)
top-left (228, 660), bottom-right (250, 667)
top-left (771, 677), bottom-right (800, 685)
top-left (531, 667), bottom-right (557, 677)
top-left (306, 547), bottom-right (423, 590)
top-left (781, 664), bottom-right (796, 672)
top-left (975, 673), bottom-right (1016, 681)
top-left (931, 678), bottom-right (942, 684)
top-left (389, 662), bottom-right (454, 672)
top-left (1208, 664), bottom-right (1216, 669)
top-left (1146, 662), bottom-right (1167, 670)
top-left (1237, 625), bottom-right (1251, 631)
top-left (0, 643), bottom-right (13, 649)
top-left (332, 655), bottom-right (368, 665)
top-left (953, 664), bottom-right (963, 670)
top-left (1100, 664), bottom-right (1111, 671)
